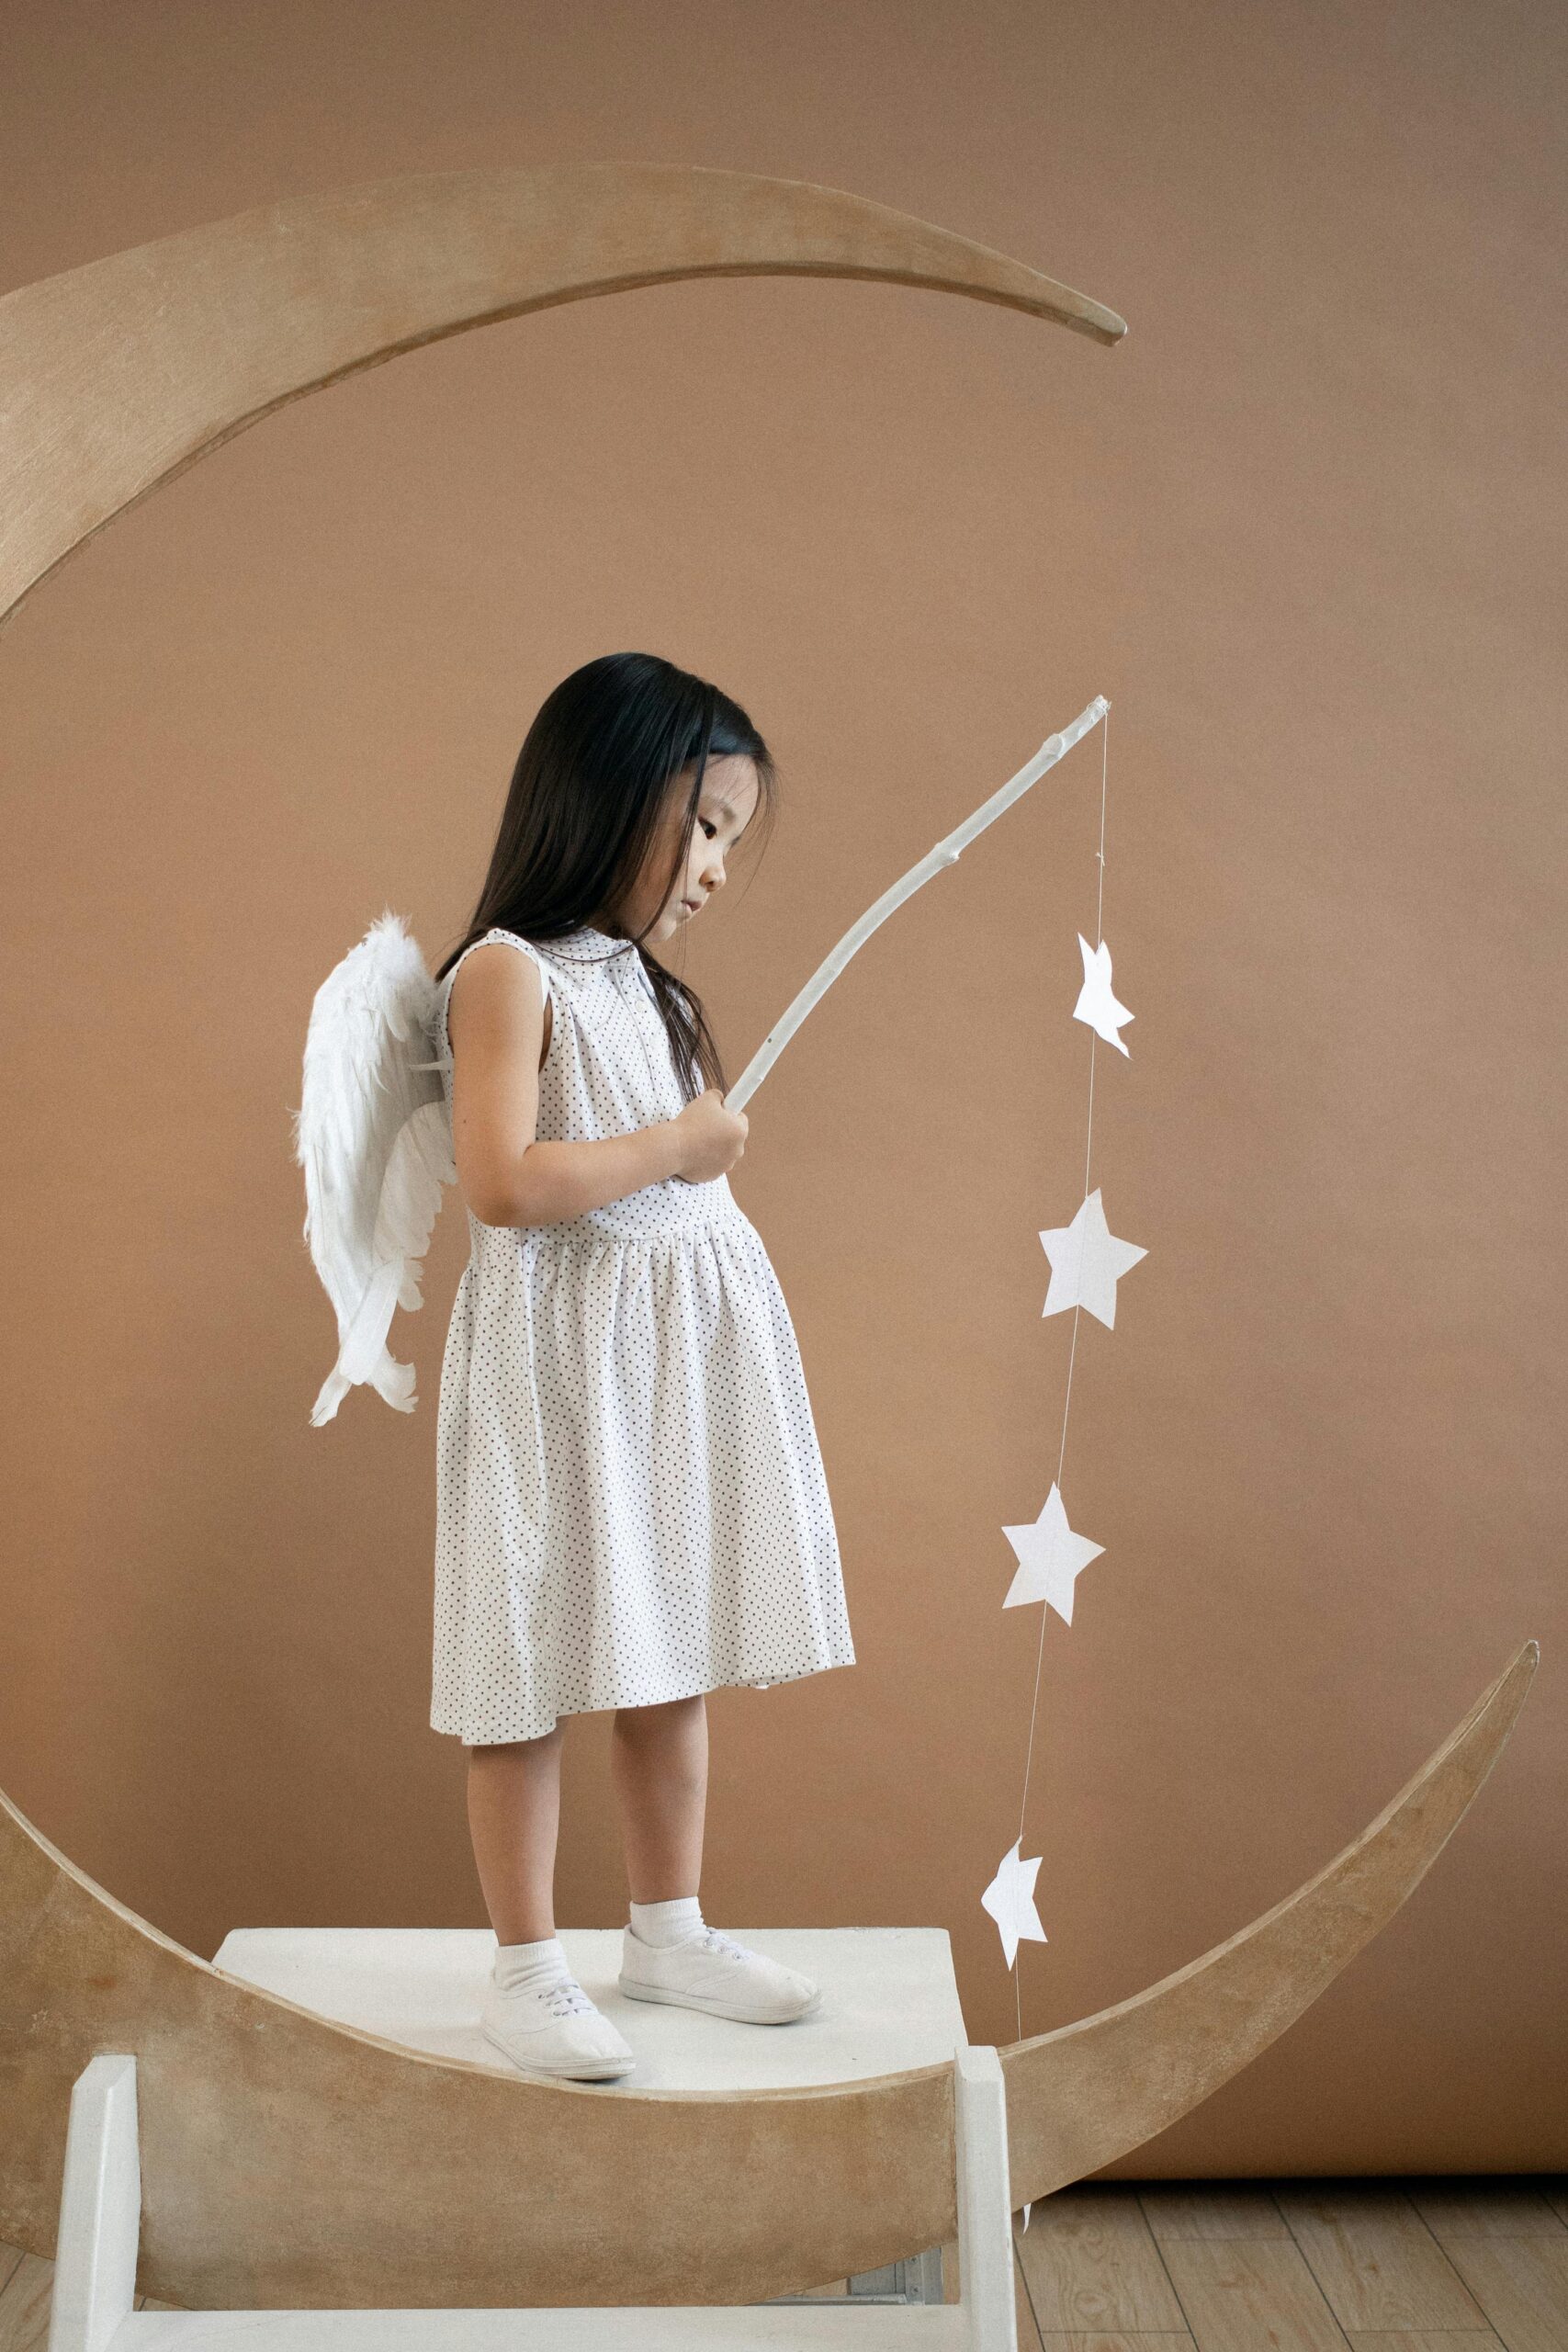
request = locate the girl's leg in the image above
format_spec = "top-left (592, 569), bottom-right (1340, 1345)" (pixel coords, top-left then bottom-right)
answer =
top-left (610, 1694), bottom-right (815, 2022)
top-left (609, 1693), bottom-right (708, 1902)
top-left (466, 1724), bottom-right (564, 1943)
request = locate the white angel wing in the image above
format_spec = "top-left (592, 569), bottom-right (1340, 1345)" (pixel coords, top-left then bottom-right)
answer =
top-left (291, 909), bottom-right (457, 1424)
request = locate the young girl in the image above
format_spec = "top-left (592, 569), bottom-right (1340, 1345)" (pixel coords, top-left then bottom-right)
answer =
top-left (429, 651), bottom-right (856, 2084)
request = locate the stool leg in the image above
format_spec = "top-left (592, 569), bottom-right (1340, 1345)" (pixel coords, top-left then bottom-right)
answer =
top-left (953, 2043), bottom-right (1017, 2352)
top-left (48, 2054), bottom-right (141, 2352)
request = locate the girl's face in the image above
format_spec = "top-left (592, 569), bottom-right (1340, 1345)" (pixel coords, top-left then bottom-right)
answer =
top-left (615, 753), bottom-right (761, 945)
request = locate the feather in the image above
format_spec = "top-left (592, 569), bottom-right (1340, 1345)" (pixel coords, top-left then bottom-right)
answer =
top-left (290, 910), bottom-right (457, 1424)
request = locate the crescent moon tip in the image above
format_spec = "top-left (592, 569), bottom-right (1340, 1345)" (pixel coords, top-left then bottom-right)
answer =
top-left (1002, 1644), bottom-right (1540, 2201)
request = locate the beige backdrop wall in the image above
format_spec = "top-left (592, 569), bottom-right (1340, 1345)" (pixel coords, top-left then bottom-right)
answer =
top-left (1, 0), bottom-right (1562, 2173)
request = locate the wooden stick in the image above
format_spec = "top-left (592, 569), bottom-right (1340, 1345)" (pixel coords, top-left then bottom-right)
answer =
top-left (725, 695), bottom-right (1110, 1113)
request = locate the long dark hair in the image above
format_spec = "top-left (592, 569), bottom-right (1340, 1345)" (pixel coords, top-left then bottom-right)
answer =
top-left (436, 652), bottom-right (777, 1100)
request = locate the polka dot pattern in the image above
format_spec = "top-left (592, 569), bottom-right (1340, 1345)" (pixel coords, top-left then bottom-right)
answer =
top-left (429, 924), bottom-right (856, 1744)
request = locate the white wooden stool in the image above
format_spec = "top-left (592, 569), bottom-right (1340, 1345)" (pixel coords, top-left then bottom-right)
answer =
top-left (48, 2034), bottom-right (1017, 2346)
top-left (49, 1927), bottom-right (1015, 2345)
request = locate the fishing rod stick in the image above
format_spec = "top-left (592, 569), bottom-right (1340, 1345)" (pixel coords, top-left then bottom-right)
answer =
top-left (724, 694), bottom-right (1111, 1114)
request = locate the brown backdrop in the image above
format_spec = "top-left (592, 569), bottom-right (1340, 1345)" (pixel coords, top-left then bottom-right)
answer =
top-left (1, 0), bottom-right (1562, 2173)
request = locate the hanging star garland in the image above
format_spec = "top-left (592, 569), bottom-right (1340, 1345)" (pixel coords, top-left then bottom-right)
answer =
top-left (982, 703), bottom-right (1148, 2123)
top-left (716, 690), bottom-right (1138, 2101)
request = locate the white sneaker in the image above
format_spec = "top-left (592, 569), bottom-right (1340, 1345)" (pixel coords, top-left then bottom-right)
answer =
top-left (618, 1924), bottom-right (822, 2023)
top-left (480, 1970), bottom-right (637, 2082)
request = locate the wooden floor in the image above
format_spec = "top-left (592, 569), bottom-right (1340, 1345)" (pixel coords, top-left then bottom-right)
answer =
top-left (4, 2177), bottom-right (1566, 2348)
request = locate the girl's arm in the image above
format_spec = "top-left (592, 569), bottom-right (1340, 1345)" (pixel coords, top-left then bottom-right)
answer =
top-left (447, 942), bottom-right (685, 1227)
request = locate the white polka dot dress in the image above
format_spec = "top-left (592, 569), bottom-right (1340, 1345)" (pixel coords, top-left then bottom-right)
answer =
top-left (429, 924), bottom-right (856, 1744)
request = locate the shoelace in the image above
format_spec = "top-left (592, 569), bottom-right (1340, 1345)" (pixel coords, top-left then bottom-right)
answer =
top-left (695, 1926), bottom-right (749, 1963)
top-left (538, 1974), bottom-right (595, 2018)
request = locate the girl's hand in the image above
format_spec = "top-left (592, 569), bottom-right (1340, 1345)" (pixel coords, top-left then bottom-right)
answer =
top-left (670, 1089), bottom-right (749, 1182)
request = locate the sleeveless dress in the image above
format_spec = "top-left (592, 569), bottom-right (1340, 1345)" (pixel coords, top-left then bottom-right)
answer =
top-left (428, 923), bottom-right (856, 1744)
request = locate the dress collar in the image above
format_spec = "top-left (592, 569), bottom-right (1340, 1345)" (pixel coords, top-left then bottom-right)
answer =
top-left (568, 924), bottom-right (629, 947)
top-left (550, 923), bottom-right (637, 965)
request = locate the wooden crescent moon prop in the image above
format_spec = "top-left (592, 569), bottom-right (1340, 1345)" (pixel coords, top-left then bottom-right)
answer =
top-left (0, 170), bottom-right (1535, 2305)
top-left (0, 1644), bottom-right (1536, 2304)
top-left (726, 694), bottom-right (1110, 1112)
top-left (0, 161), bottom-right (1124, 629)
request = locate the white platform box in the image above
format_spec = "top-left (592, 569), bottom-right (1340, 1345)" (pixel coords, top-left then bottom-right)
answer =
top-left (49, 2007), bottom-right (1020, 2346)
top-left (208, 1926), bottom-right (971, 2307)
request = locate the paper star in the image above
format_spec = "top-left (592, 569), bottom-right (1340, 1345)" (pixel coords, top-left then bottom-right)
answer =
top-left (1001, 1484), bottom-right (1105, 1624)
top-left (981, 1838), bottom-right (1049, 1970)
top-left (1073, 933), bottom-right (1133, 1053)
top-left (1039, 1189), bottom-right (1147, 1329)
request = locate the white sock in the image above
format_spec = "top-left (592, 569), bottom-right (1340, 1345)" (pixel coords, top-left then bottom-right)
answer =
top-left (628, 1894), bottom-right (705, 1949)
top-left (492, 1934), bottom-right (573, 1996)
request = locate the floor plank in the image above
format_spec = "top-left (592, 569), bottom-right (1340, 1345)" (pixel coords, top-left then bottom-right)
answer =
top-left (1344, 2334), bottom-right (1504, 2351)
top-left (1276, 2184), bottom-right (1487, 2333)
top-left (1438, 2236), bottom-right (1568, 2352)
top-left (1015, 2188), bottom-right (1188, 2335)
top-left (1035, 2337), bottom-right (1195, 2350)
top-left (1011, 2235), bottom-right (1044, 2350)
top-left (1139, 2186), bottom-right (1292, 2244)
top-left (0, 2252), bottom-right (54, 2352)
top-left (1158, 2238), bottom-right (1352, 2352)
top-left (1407, 2181), bottom-right (1568, 2244)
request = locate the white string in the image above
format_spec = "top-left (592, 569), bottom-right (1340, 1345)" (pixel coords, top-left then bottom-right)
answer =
top-left (1013, 706), bottom-right (1111, 2045)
